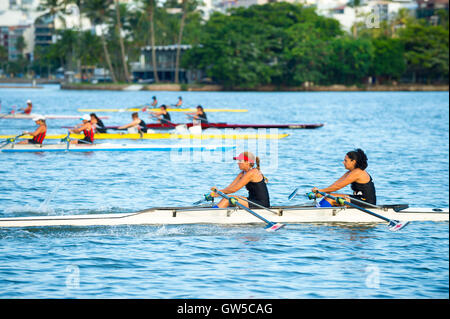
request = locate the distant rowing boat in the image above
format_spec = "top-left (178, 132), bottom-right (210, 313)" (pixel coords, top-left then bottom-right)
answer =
top-left (77, 108), bottom-right (248, 113)
top-left (0, 205), bottom-right (447, 228)
top-left (0, 143), bottom-right (236, 153)
top-left (0, 132), bottom-right (289, 140)
top-left (100, 123), bottom-right (325, 130)
top-left (0, 113), bottom-right (110, 120)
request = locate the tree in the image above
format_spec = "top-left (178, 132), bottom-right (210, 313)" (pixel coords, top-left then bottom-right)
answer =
top-left (114, 0), bottom-right (130, 82)
top-left (84, 0), bottom-right (117, 82)
top-left (141, 0), bottom-right (159, 82)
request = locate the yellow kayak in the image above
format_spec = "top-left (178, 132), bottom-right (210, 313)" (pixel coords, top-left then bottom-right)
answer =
top-left (0, 132), bottom-right (289, 140)
top-left (77, 108), bottom-right (248, 113)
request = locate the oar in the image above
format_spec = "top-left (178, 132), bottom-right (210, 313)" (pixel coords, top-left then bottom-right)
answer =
top-left (313, 190), bottom-right (409, 231)
top-left (212, 189), bottom-right (284, 231)
top-left (0, 133), bottom-right (25, 149)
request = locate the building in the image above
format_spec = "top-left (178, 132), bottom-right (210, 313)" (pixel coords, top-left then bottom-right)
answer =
top-left (416, 0), bottom-right (449, 23)
top-left (133, 45), bottom-right (203, 83)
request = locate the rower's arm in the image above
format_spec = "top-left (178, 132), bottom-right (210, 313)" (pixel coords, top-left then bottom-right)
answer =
top-left (26, 126), bottom-right (45, 136)
top-left (70, 123), bottom-right (88, 134)
top-left (319, 171), bottom-right (359, 193)
top-left (222, 171), bottom-right (255, 194)
top-left (118, 120), bottom-right (138, 129)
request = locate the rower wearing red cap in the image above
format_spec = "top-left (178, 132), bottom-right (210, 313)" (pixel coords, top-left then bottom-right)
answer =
top-left (68, 114), bottom-right (95, 144)
top-left (210, 151), bottom-right (270, 208)
top-left (17, 115), bottom-right (47, 144)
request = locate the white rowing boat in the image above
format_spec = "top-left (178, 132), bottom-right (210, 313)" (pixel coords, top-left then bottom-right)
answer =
top-left (0, 205), bottom-right (447, 228)
top-left (0, 143), bottom-right (236, 152)
top-left (0, 113), bottom-right (109, 119)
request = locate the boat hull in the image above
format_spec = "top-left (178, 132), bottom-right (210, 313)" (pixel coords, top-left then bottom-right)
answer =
top-left (0, 132), bottom-right (289, 140)
top-left (78, 108), bottom-right (248, 113)
top-left (0, 206), bottom-right (447, 228)
top-left (102, 123), bottom-right (325, 130)
top-left (0, 113), bottom-right (109, 120)
top-left (0, 143), bottom-right (236, 152)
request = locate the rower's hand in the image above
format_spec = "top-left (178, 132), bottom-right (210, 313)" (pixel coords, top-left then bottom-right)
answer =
top-left (311, 187), bottom-right (322, 197)
top-left (210, 187), bottom-right (219, 197)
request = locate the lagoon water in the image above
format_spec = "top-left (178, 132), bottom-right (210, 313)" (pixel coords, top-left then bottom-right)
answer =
top-left (0, 86), bottom-right (448, 298)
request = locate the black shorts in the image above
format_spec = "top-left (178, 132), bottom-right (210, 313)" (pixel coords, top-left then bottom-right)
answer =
top-left (79, 137), bottom-right (93, 144)
top-left (248, 198), bottom-right (270, 209)
top-left (349, 195), bottom-right (375, 207)
top-left (28, 139), bottom-right (41, 145)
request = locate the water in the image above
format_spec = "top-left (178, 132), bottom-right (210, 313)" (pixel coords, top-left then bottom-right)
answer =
top-left (0, 86), bottom-right (448, 298)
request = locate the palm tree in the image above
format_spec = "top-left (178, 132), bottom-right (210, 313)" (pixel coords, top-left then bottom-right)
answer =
top-left (174, 0), bottom-right (187, 84)
top-left (142, 0), bottom-right (159, 83)
top-left (84, 0), bottom-right (117, 83)
top-left (114, 0), bottom-right (130, 82)
top-left (390, 8), bottom-right (413, 38)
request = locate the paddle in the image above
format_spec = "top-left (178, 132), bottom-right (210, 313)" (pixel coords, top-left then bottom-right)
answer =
top-left (0, 133), bottom-right (25, 149)
top-left (212, 188), bottom-right (284, 231)
top-left (312, 190), bottom-right (409, 231)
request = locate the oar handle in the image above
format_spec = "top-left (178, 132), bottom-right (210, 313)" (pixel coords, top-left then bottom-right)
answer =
top-left (212, 188), bottom-right (274, 226)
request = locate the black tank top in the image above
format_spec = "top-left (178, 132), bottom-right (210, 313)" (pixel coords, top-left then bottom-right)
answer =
top-left (351, 175), bottom-right (376, 204)
top-left (245, 177), bottom-right (270, 207)
top-left (161, 112), bottom-right (171, 122)
top-left (198, 113), bottom-right (207, 124)
top-left (139, 119), bottom-right (147, 133)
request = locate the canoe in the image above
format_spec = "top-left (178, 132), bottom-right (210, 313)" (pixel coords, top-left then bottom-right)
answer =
top-left (0, 205), bottom-right (447, 228)
top-left (77, 108), bottom-right (248, 113)
top-left (0, 132), bottom-right (289, 140)
top-left (101, 123), bottom-right (325, 130)
top-left (0, 143), bottom-right (236, 153)
top-left (0, 113), bottom-right (110, 120)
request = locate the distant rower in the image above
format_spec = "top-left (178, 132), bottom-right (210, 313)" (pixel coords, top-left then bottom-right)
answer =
top-left (175, 96), bottom-right (183, 107)
top-left (118, 112), bottom-right (148, 133)
top-left (69, 114), bottom-right (95, 144)
top-left (311, 149), bottom-right (376, 207)
top-left (23, 100), bottom-right (33, 114)
top-left (150, 105), bottom-right (171, 124)
top-left (18, 115), bottom-right (47, 144)
top-left (187, 105), bottom-right (208, 125)
top-left (151, 96), bottom-right (158, 107)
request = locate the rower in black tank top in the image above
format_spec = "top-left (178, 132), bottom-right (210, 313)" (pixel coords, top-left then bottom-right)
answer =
top-left (139, 119), bottom-right (148, 133)
top-left (246, 178), bottom-right (270, 208)
top-left (161, 112), bottom-right (171, 124)
top-left (350, 175), bottom-right (376, 205)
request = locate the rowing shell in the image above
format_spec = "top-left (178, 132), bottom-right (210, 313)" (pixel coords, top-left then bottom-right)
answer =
top-left (0, 132), bottom-right (289, 140)
top-left (0, 113), bottom-right (110, 120)
top-left (77, 108), bottom-right (248, 113)
top-left (0, 205), bottom-right (447, 228)
top-left (99, 123), bottom-right (325, 130)
top-left (0, 143), bottom-right (236, 153)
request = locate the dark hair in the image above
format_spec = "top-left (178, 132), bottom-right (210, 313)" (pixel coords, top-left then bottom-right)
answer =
top-left (160, 105), bottom-right (167, 110)
top-left (132, 112), bottom-right (139, 118)
top-left (346, 149), bottom-right (368, 170)
top-left (90, 113), bottom-right (99, 120)
top-left (152, 96), bottom-right (156, 99)
top-left (197, 105), bottom-right (204, 112)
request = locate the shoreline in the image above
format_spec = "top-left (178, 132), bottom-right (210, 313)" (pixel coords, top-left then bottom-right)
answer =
top-left (60, 83), bottom-right (449, 92)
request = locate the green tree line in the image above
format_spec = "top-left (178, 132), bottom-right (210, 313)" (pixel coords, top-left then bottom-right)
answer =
top-left (0, 1), bottom-right (448, 87)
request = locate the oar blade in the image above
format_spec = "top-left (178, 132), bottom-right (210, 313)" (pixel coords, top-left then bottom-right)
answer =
top-left (288, 187), bottom-right (300, 201)
top-left (264, 223), bottom-right (285, 232)
top-left (388, 220), bottom-right (410, 232)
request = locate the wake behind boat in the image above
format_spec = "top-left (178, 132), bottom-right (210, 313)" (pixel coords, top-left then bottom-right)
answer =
top-left (0, 204), bottom-right (447, 228)
top-left (0, 142), bottom-right (236, 153)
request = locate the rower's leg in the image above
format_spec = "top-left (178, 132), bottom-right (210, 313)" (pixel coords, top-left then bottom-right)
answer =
top-left (216, 196), bottom-right (249, 208)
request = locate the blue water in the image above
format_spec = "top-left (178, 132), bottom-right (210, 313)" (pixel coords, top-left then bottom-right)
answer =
top-left (0, 86), bottom-right (448, 298)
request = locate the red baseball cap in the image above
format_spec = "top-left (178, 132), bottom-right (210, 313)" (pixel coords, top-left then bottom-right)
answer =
top-left (233, 152), bottom-right (255, 164)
